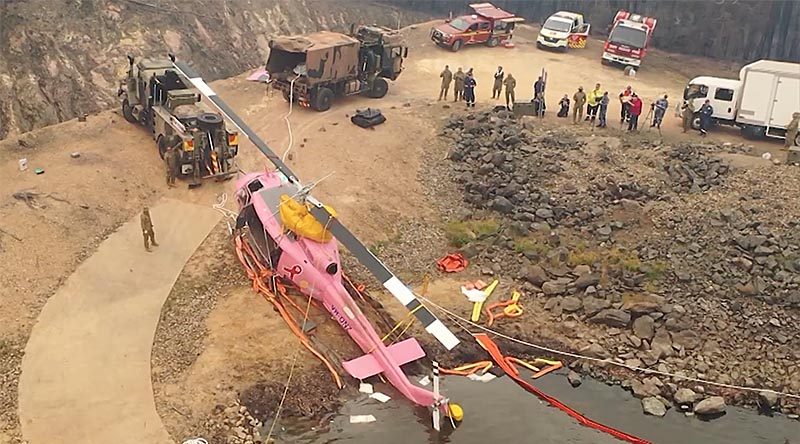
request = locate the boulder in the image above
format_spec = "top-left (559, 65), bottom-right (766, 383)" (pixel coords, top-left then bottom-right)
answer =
top-left (491, 196), bottom-right (514, 213)
top-left (574, 273), bottom-right (601, 290)
top-left (567, 371), bottom-right (582, 387)
top-left (524, 265), bottom-right (548, 286)
top-left (642, 397), bottom-right (667, 417)
top-left (589, 309), bottom-right (631, 327)
top-left (622, 293), bottom-right (665, 314)
top-left (650, 329), bottom-right (674, 358)
top-left (694, 396), bottom-right (726, 415)
top-left (757, 391), bottom-right (779, 410)
top-left (561, 296), bottom-right (583, 312)
top-left (671, 330), bottom-right (701, 350)
top-left (632, 315), bottom-right (656, 340)
top-left (542, 281), bottom-right (567, 296)
top-left (573, 264), bottom-right (591, 276)
top-left (631, 379), bottom-right (661, 398)
top-left (580, 343), bottom-right (609, 359)
top-left (582, 296), bottom-right (611, 316)
top-left (674, 388), bottom-right (699, 405)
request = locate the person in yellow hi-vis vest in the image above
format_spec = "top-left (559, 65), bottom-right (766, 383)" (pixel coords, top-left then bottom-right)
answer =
top-left (586, 83), bottom-right (602, 124)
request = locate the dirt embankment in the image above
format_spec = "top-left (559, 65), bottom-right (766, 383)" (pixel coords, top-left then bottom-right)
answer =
top-left (0, 0), bottom-right (428, 140)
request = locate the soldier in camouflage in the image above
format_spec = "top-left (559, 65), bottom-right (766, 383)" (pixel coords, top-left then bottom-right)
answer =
top-left (141, 206), bottom-right (159, 252)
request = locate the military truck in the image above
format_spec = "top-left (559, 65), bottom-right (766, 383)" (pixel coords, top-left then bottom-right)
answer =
top-left (266, 25), bottom-right (408, 111)
top-left (118, 57), bottom-right (239, 186)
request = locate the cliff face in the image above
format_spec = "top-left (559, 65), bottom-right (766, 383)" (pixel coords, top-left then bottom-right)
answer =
top-left (0, 0), bottom-right (426, 140)
top-left (396, 0), bottom-right (800, 63)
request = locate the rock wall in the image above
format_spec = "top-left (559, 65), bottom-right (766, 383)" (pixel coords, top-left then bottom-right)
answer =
top-left (396, 0), bottom-right (800, 63)
top-left (0, 0), bottom-right (427, 140)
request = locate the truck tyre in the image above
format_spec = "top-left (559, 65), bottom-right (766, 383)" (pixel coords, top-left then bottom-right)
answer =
top-left (487, 37), bottom-right (499, 47)
top-left (451, 40), bottom-right (463, 52)
top-left (122, 99), bottom-right (137, 124)
top-left (795, 132), bottom-right (800, 147)
top-left (313, 87), bottom-right (334, 112)
top-left (368, 78), bottom-right (389, 99)
top-left (157, 135), bottom-right (167, 160)
top-left (741, 125), bottom-right (766, 139)
top-left (197, 112), bottom-right (224, 131)
top-left (691, 114), bottom-right (702, 131)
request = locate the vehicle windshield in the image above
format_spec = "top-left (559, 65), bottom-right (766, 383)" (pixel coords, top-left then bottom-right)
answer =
top-left (609, 25), bottom-right (647, 48)
top-left (684, 84), bottom-right (708, 100)
top-left (448, 17), bottom-right (470, 32)
top-left (543, 18), bottom-right (572, 33)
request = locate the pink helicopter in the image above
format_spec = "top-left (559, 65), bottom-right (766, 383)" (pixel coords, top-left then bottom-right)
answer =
top-left (171, 60), bottom-right (463, 428)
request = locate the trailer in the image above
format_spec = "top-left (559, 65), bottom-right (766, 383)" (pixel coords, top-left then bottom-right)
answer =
top-left (684, 59), bottom-right (800, 142)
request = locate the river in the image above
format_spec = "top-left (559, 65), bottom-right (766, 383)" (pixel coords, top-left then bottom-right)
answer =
top-left (268, 370), bottom-right (799, 444)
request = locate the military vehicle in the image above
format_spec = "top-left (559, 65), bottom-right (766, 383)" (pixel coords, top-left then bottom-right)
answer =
top-left (118, 56), bottom-right (239, 186)
top-left (266, 25), bottom-right (408, 111)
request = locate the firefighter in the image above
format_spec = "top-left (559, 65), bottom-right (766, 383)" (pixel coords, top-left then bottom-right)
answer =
top-left (619, 85), bottom-right (632, 123)
top-left (439, 65), bottom-right (452, 101)
top-left (681, 100), bottom-right (695, 133)
top-left (453, 67), bottom-right (465, 102)
top-left (491, 66), bottom-right (504, 99)
top-left (503, 73), bottom-right (516, 109)
top-left (557, 94), bottom-right (570, 118)
top-left (164, 143), bottom-right (178, 187)
top-left (652, 94), bottom-right (669, 128)
top-left (464, 69), bottom-right (477, 108)
top-left (141, 206), bottom-right (158, 252)
top-left (699, 99), bottom-right (714, 136)
top-left (785, 112), bottom-right (800, 149)
top-left (586, 83), bottom-right (602, 123)
top-left (572, 87), bottom-right (586, 124)
top-left (628, 93), bottom-right (643, 131)
top-left (534, 76), bottom-right (546, 107)
top-left (598, 91), bottom-right (610, 128)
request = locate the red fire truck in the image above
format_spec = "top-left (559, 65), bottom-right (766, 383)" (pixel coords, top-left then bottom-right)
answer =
top-left (601, 10), bottom-right (657, 67)
top-left (430, 3), bottom-right (524, 51)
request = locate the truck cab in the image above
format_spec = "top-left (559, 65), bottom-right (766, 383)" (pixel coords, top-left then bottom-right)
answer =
top-left (430, 3), bottom-right (523, 51)
top-left (536, 11), bottom-right (591, 51)
top-left (601, 11), bottom-right (657, 67)
top-left (684, 77), bottom-right (742, 127)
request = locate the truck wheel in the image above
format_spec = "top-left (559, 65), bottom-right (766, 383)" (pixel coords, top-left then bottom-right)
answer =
top-left (122, 99), bottom-right (137, 124)
top-left (487, 37), bottom-right (499, 47)
top-left (741, 125), bottom-right (766, 139)
top-left (313, 87), bottom-right (334, 112)
top-left (157, 135), bottom-right (167, 160)
top-left (451, 40), bottom-right (463, 52)
top-left (794, 133), bottom-right (800, 147)
top-left (197, 112), bottom-right (224, 131)
top-left (691, 114), bottom-right (702, 131)
top-left (368, 78), bottom-right (389, 99)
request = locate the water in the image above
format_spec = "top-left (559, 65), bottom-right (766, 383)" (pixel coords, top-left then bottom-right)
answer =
top-left (272, 372), bottom-right (799, 444)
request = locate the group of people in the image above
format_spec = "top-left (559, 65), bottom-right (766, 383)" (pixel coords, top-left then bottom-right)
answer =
top-left (439, 65), bottom-right (515, 109)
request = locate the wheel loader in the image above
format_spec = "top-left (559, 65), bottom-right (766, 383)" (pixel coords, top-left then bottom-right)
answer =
top-left (118, 56), bottom-right (239, 186)
top-left (267, 25), bottom-right (408, 111)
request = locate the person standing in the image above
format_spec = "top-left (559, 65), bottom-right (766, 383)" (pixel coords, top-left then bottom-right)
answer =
top-left (785, 112), bottom-right (800, 149)
top-left (557, 94), bottom-right (570, 118)
top-left (141, 206), bottom-right (159, 252)
top-left (503, 73), bottom-right (516, 109)
top-left (586, 83), bottom-right (602, 123)
top-left (492, 66), bottom-right (504, 99)
top-left (464, 69), bottom-right (477, 108)
top-left (439, 65), bottom-right (453, 101)
top-left (619, 85), bottom-right (632, 123)
top-left (699, 99), bottom-right (714, 136)
top-left (681, 100), bottom-right (695, 133)
top-left (453, 67), bottom-right (465, 102)
top-left (652, 94), bottom-right (669, 128)
top-left (628, 93), bottom-right (643, 131)
top-left (597, 91), bottom-right (610, 128)
top-left (164, 143), bottom-right (178, 187)
top-left (572, 87), bottom-right (586, 124)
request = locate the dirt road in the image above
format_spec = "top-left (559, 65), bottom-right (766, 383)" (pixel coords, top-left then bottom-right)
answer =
top-left (18, 199), bottom-right (219, 444)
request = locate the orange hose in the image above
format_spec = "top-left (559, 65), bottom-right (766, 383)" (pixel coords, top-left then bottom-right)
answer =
top-left (234, 235), bottom-right (344, 389)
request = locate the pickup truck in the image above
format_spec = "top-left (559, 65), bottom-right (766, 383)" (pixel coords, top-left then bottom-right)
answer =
top-left (536, 11), bottom-right (591, 51)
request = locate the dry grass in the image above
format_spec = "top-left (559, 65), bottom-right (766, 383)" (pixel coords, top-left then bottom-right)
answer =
top-left (443, 219), bottom-right (500, 247)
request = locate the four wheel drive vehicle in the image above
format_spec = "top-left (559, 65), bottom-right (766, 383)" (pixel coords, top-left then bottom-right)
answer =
top-left (430, 2), bottom-right (524, 52)
top-left (684, 59), bottom-right (800, 143)
top-left (536, 11), bottom-right (591, 51)
top-left (118, 57), bottom-right (239, 185)
top-left (601, 10), bottom-right (657, 68)
top-left (267, 25), bottom-right (408, 112)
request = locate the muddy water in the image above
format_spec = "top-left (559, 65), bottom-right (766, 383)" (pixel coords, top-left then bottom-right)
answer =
top-left (271, 371), bottom-right (799, 444)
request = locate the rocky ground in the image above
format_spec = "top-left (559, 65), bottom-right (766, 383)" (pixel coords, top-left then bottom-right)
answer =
top-left (424, 108), bottom-right (800, 419)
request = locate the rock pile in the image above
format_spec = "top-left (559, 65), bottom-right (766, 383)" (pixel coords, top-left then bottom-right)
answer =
top-left (663, 144), bottom-right (730, 193)
top-left (203, 400), bottom-right (265, 444)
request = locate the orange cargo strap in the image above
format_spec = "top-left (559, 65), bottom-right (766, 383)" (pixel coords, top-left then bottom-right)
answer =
top-left (436, 253), bottom-right (468, 273)
top-left (474, 334), bottom-right (652, 444)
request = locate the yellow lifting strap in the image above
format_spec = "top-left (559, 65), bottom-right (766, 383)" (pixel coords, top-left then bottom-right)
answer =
top-left (278, 194), bottom-right (337, 243)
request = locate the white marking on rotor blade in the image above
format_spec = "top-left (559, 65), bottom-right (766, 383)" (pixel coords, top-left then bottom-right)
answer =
top-left (383, 276), bottom-right (416, 306)
top-left (426, 320), bottom-right (460, 350)
top-left (189, 77), bottom-right (216, 97)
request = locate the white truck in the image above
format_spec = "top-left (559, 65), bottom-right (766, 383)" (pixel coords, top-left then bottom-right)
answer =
top-left (684, 59), bottom-right (800, 143)
top-left (536, 11), bottom-right (590, 51)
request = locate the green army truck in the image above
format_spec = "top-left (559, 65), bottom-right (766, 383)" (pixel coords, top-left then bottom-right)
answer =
top-left (118, 57), bottom-right (239, 186)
